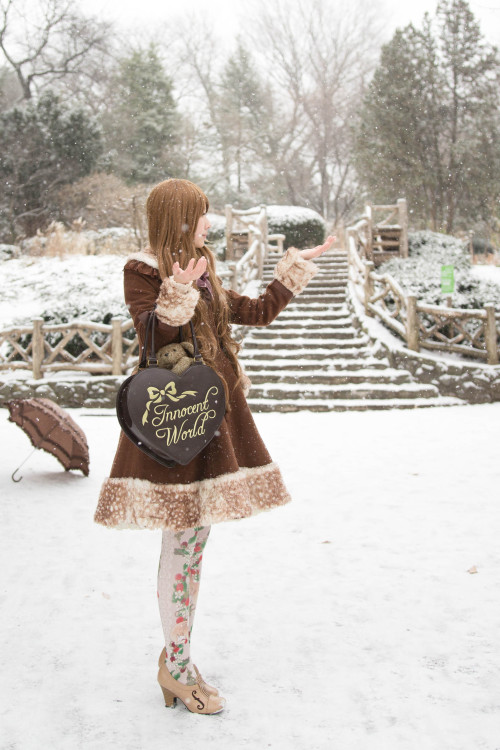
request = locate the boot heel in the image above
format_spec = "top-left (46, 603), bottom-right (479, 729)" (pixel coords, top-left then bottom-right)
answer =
top-left (160, 685), bottom-right (177, 708)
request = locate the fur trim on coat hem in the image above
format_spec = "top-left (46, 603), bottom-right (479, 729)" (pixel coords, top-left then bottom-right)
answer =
top-left (273, 246), bottom-right (318, 296)
top-left (94, 462), bottom-right (291, 531)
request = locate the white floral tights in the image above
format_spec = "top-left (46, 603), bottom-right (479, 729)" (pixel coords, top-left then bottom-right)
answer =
top-left (157, 526), bottom-right (211, 685)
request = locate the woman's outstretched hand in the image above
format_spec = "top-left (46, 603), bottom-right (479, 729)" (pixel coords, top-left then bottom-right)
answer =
top-left (297, 235), bottom-right (336, 261)
top-left (172, 256), bottom-right (208, 284)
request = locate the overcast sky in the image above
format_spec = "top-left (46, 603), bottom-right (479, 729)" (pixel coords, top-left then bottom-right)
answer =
top-left (79, 0), bottom-right (500, 46)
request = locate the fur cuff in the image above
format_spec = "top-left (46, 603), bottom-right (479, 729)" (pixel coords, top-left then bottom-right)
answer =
top-left (273, 246), bottom-right (318, 296)
top-left (156, 276), bottom-right (200, 326)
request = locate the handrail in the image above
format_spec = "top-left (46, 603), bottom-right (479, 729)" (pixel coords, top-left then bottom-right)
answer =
top-left (346, 219), bottom-right (499, 365)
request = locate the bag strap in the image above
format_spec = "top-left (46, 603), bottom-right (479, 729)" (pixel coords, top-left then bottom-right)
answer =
top-left (179, 321), bottom-right (203, 364)
top-left (138, 310), bottom-right (157, 369)
top-left (140, 313), bottom-right (202, 369)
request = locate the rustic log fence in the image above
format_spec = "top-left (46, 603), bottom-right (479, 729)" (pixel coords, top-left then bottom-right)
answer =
top-left (347, 207), bottom-right (499, 365)
top-left (0, 210), bottom-right (285, 379)
top-left (0, 317), bottom-right (141, 378)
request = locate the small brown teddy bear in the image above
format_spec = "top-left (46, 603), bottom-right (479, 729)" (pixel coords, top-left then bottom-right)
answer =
top-left (156, 341), bottom-right (197, 375)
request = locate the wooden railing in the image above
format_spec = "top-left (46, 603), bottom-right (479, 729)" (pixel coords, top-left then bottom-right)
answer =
top-left (225, 204), bottom-right (285, 264)
top-left (0, 220), bottom-right (268, 380)
top-left (347, 213), bottom-right (499, 365)
top-left (0, 202), bottom-right (288, 380)
top-left (0, 318), bottom-right (140, 378)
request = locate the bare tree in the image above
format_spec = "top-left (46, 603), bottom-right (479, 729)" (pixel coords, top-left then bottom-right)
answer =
top-left (0, 0), bottom-right (110, 102)
top-left (247, 0), bottom-right (385, 221)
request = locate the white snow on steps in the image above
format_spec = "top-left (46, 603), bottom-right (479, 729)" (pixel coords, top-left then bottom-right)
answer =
top-left (241, 249), bottom-right (466, 411)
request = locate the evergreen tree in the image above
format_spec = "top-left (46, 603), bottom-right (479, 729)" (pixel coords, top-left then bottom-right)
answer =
top-left (354, 0), bottom-right (500, 232)
top-left (218, 41), bottom-right (269, 197)
top-left (0, 91), bottom-right (102, 240)
top-left (103, 45), bottom-right (178, 183)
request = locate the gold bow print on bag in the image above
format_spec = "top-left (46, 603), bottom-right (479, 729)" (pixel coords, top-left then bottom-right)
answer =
top-left (141, 382), bottom-right (221, 448)
top-left (142, 383), bottom-right (197, 425)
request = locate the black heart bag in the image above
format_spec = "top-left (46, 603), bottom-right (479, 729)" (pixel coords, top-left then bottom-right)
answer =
top-left (116, 311), bottom-right (226, 467)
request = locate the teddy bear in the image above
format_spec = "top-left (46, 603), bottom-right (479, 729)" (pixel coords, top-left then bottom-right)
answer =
top-left (156, 341), bottom-right (196, 375)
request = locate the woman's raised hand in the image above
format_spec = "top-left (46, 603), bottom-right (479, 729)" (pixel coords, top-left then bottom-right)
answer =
top-left (172, 256), bottom-right (208, 284)
top-left (297, 235), bottom-right (336, 261)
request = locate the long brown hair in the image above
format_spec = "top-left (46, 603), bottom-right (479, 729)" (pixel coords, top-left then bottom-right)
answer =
top-left (146, 178), bottom-right (242, 408)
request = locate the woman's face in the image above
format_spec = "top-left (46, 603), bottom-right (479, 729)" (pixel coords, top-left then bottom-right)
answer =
top-left (194, 212), bottom-right (211, 249)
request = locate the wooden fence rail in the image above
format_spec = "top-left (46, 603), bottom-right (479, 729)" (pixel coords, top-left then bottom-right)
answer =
top-left (0, 318), bottom-right (141, 378)
top-left (347, 212), bottom-right (500, 365)
top-left (0, 233), bottom-right (266, 380)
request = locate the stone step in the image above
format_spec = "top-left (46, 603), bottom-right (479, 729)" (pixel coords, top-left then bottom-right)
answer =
top-left (245, 396), bottom-right (464, 413)
top-left (247, 369), bottom-right (413, 385)
top-left (239, 347), bottom-right (374, 360)
top-left (247, 382), bottom-right (441, 400)
top-left (284, 306), bottom-right (347, 315)
top-left (241, 338), bottom-right (370, 350)
top-left (288, 295), bottom-right (346, 304)
top-left (277, 308), bottom-right (350, 319)
top-left (282, 301), bottom-right (348, 310)
top-left (266, 319), bottom-right (354, 330)
top-left (240, 358), bottom-right (391, 372)
top-left (264, 269), bottom-right (348, 279)
top-left (245, 327), bottom-right (360, 339)
top-left (264, 281), bottom-right (348, 292)
top-left (264, 265), bottom-right (348, 275)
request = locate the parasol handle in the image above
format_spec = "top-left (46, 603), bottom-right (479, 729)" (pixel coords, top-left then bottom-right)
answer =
top-left (11, 446), bottom-right (38, 482)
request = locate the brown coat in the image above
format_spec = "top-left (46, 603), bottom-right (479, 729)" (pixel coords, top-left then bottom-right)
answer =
top-left (94, 248), bottom-right (318, 531)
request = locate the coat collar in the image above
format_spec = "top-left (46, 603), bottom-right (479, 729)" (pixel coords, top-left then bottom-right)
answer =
top-left (125, 249), bottom-right (159, 269)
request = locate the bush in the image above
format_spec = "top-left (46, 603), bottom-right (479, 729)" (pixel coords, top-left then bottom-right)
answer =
top-left (472, 237), bottom-right (495, 255)
top-left (379, 230), bottom-right (500, 310)
top-left (267, 206), bottom-right (326, 248)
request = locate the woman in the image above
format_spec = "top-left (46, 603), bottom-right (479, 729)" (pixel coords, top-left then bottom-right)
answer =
top-left (94, 178), bottom-right (334, 714)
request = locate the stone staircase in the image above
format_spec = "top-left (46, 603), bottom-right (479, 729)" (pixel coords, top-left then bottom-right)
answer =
top-left (239, 250), bottom-right (463, 411)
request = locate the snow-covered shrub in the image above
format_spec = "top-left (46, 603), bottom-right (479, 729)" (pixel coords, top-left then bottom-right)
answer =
top-left (1, 255), bottom-right (130, 361)
top-left (266, 205), bottom-right (326, 248)
top-left (206, 213), bottom-right (226, 241)
top-left (0, 244), bottom-right (19, 260)
top-left (206, 213), bottom-right (227, 259)
top-left (379, 231), bottom-right (500, 310)
top-left (472, 237), bottom-right (495, 256)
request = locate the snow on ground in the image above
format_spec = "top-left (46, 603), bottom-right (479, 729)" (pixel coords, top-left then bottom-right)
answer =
top-left (471, 264), bottom-right (500, 285)
top-left (0, 255), bottom-right (234, 329)
top-left (1, 404), bottom-right (500, 750)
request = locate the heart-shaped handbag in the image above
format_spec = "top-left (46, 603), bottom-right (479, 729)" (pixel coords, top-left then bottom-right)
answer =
top-left (116, 311), bottom-right (226, 467)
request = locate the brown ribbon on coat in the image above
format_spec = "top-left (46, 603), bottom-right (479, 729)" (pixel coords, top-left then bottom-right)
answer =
top-left (196, 270), bottom-right (214, 299)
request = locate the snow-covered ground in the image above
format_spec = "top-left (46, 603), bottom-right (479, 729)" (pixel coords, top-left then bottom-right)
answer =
top-left (1, 404), bottom-right (499, 750)
top-left (0, 254), bottom-right (234, 329)
top-left (471, 264), bottom-right (500, 285)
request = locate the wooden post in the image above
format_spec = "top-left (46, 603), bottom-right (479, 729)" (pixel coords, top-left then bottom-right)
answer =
top-left (257, 236), bottom-right (264, 280)
top-left (111, 317), bottom-right (123, 375)
top-left (484, 305), bottom-right (499, 365)
top-left (364, 261), bottom-right (375, 316)
top-left (260, 204), bottom-right (268, 259)
top-left (398, 198), bottom-right (408, 258)
top-left (365, 203), bottom-right (373, 260)
top-left (406, 295), bottom-right (420, 351)
top-left (225, 204), bottom-right (233, 261)
top-left (228, 261), bottom-right (238, 291)
top-left (32, 317), bottom-right (44, 379)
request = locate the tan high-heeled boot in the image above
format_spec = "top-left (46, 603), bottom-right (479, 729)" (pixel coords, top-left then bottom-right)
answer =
top-left (157, 659), bottom-right (226, 714)
top-left (158, 647), bottom-right (219, 696)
